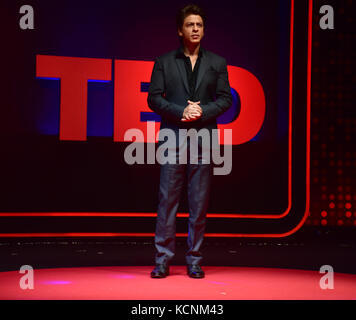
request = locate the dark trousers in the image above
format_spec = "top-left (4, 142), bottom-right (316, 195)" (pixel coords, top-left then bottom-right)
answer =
top-left (154, 159), bottom-right (213, 266)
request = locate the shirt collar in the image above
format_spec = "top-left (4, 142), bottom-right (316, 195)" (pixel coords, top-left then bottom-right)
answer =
top-left (176, 45), bottom-right (203, 59)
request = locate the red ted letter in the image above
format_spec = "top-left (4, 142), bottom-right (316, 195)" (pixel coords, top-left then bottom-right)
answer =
top-left (36, 55), bottom-right (111, 141)
top-left (218, 66), bottom-right (266, 145)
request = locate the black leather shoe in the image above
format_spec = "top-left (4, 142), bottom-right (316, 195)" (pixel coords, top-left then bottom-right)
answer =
top-left (150, 263), bottom-right (170, 278)
top-left (187, 264), bottom-right (205, 278)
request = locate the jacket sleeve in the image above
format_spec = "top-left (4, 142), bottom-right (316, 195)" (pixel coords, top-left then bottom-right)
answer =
top-left (199, 58), bottom-right (233, 124)
top-left (147, 57), bottom-right (185, 123)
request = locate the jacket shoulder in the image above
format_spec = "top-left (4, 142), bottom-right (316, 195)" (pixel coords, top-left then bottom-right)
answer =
top-left (203, 49), bottom-right (227, 64)
top-left (154, 47), bottom-right (227, 65)
top-left (155, 49), bottom-right (177, 62)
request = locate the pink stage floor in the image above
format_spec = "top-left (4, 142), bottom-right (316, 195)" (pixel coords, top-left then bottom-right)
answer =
top-left (1, 266), bottom-right (355, 300)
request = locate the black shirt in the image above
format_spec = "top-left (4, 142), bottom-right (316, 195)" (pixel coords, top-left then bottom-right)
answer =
top-left (176, 46), bottom-right (203, 101)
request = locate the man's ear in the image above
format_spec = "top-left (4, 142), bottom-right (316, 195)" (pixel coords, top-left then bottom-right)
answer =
top-left (177, 28), bottom-right (183, 37)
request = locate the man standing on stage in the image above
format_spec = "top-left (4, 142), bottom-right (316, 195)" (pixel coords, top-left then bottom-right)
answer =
top-left (147, 4), bottom-right (232, 278)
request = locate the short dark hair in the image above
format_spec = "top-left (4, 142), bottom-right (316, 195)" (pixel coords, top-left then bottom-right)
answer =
top-left (176, 4), bottom-right (206, 32)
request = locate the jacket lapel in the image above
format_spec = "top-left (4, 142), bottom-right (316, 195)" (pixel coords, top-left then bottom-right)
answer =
top-left (175, 58), bottom-right (190, 94)
top-left (174, 46), bottom-right (209, 95)
top-left (195, 48), bottom-right (209, 93)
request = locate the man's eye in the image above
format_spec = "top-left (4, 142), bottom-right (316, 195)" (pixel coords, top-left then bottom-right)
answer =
top-left (186, 23), bottom-right (202, 27)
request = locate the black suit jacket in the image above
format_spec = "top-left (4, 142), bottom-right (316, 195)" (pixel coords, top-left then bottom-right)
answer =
top-left (147, 46), bottom-right (233, 146)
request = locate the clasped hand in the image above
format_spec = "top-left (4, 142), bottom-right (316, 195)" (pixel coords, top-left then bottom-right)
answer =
top-left (181, 100), bottom-right (202, 122)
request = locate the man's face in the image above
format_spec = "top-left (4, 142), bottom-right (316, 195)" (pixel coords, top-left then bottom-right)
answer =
top-left (178, 14), bottom-right (204, 45)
